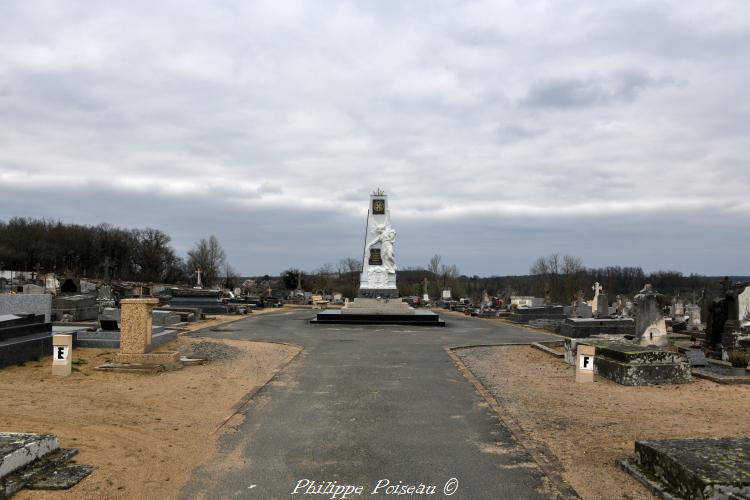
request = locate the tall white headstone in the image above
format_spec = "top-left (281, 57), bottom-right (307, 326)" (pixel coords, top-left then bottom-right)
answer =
top-left (358, 189), bottom-right (398, 297)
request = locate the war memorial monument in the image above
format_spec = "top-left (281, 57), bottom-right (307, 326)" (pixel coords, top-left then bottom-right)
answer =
top-left (312, 189), bottom-right (444, 326)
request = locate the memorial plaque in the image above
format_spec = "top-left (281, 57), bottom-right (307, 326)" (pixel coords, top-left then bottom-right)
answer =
top-left (372, 199), bottom-right (385, 215)
top-left (369, 248), bottom-right (383, 265)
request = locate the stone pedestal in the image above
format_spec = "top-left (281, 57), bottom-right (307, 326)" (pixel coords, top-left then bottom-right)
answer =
top-left (113, 298), bottom-right (179, 365)
top-left (119, 298), bottom-right (157, 354)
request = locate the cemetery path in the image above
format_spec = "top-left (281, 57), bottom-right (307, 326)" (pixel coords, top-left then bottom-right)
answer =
top-left (181, 309), bottom-right (565, 500)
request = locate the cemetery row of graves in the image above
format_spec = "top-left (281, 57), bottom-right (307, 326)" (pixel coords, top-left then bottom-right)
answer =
top-left (0, 248), bottom-right (749, 497)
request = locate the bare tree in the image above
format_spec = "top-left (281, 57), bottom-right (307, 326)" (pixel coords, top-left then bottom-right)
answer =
top-left (439, 263), bottom-right (459, 292)
top-left (428, 254), bottom-right (442, 275)
top-left (187, 235), bottom-right (227, 287)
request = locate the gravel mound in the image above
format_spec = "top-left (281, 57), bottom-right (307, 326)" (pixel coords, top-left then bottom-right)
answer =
top-left (180, 341), bottom-right (241, 361)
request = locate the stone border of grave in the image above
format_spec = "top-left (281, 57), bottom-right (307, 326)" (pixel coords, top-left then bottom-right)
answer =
top-left (617, 437), bottom-right (750, 499)
top-left (0, 432), bottom-right (94, 497)
top-left (530, 340), bottom-right (565, 358)
top-left (445, 344), bottom-right (581, 499)
top-left (691, 364), bottom-right (750, 385)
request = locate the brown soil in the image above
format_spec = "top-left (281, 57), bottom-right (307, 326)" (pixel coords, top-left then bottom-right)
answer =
top-left (1, 334), bottom-right (301, 499)
top-left (457, 345), bottom-right (750, 500)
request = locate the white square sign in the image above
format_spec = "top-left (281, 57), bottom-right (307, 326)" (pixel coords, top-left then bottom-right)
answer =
top-left (578, 354), bottom-right (594, 371)
top-left (54, 346), bottom-right (70, 362)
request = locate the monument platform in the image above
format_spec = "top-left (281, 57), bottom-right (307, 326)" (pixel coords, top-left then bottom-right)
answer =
top-left (311, 309), bottom-right (445, 326)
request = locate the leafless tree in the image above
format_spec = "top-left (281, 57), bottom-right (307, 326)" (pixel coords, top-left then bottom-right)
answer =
top-left (187, 235), bottom-right (227, 287)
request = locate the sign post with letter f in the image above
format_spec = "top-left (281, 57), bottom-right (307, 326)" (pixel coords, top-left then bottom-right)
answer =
top-left (576, 344), bottom-right (595, 383)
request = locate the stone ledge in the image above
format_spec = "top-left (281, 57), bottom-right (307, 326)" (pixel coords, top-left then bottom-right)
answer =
top-left (113, 350), bottom-right (180, 365)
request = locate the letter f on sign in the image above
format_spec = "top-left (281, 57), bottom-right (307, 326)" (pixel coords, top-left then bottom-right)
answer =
top-left (583, 356), bottom-right (589, 368)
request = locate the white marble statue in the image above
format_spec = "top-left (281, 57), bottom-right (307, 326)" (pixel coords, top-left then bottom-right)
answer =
top-left (367, 223), bottom-right (397, 274)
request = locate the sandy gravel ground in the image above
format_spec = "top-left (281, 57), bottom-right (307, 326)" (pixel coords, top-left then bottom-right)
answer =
top-left (457, 345), bottom-right (750, 500)
top-left (0, 335), bottom-right (300, 499)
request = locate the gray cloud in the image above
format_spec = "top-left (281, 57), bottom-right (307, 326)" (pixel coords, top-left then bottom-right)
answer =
top-left (521, 69), bottom-right (661, 109)
top-left (0, 0), bottom-right (748, 275)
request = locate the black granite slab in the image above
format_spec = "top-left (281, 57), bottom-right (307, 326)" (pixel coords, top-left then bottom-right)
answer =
top-left (311, 310), bottom-right (445, 326)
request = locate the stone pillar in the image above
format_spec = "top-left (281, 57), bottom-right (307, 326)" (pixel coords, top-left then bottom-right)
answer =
top-left (112, 297), bottom-right (180, 366)
top-left (119, 298), bottom-right (158, 354)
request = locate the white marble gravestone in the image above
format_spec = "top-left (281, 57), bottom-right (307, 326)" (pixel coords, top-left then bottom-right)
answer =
top-left (739, 285), bottom-right (750, 327)
top-left (358, 189), bottom-right (398, 297)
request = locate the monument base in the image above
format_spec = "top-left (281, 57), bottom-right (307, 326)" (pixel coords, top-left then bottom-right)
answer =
top-left (357, 288), bottom-right (399, 299)
top-left (311, 298), bottom-right (445, 326)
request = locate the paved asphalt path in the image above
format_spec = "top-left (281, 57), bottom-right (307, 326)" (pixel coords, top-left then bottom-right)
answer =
top-left (182, 309), bottom-right (562, 500)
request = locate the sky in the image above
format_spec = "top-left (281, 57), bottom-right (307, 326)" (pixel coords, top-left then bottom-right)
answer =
top-left (1, 1), bottom-right (749, 276)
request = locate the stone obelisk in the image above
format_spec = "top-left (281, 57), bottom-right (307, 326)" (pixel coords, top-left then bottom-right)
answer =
top-left (358, 188), bottom-right (398, 298)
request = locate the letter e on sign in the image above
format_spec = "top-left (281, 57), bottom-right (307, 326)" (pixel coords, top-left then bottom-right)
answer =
top-left (56, 346), bottom-right (69, 361)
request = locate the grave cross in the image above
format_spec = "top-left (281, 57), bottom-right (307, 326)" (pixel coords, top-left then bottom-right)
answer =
top-left (196, 266), bottom-right (203, 288)
top-left (592, 282), bottom-right (603, 296)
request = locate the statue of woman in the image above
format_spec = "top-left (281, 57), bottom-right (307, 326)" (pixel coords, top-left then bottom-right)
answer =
top-left (367, 224), bottom-right (397, 274)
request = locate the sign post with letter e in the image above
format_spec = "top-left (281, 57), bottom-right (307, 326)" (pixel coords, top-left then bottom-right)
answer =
top-left (52, 334), bottom-right (73, 377)
top-left (576, 344), bottom-right (595, 383)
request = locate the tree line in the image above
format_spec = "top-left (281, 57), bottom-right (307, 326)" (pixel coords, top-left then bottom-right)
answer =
top-left (2, 218), bottom-right (739, 301)
top-left (0, 217), bottom-right (236, 288)
top-left (284, 252), bottom-right (741, 304)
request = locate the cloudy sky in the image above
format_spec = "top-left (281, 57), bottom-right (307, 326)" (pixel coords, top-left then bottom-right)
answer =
top-left (1, 1), bottom-right (748, 276)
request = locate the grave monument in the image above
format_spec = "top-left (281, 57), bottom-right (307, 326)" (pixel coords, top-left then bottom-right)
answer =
top-left (312, 189), bottom-right (444, 326)
top-left (634, 284), bottom-right (668, 347)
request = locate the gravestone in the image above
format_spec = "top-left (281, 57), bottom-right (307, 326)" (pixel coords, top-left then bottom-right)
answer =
top-left (673, 298), bottom-right (685, 319)
top-left (165, 288), bottom-right (228, 314)
top-left (22, 284), bottom-right (45, 295)
top-left (620, 437), bottom-right (750, 499)
top-left (593, 343), bottom-right (690, 385)
top-left (0, 294), bottom-right (52, 323)
top-left (589, 282), bottom-right (603, 310)
top-left (686, 304), bottom-right (701, 330)
top-left (634, 284), bottom-right (668, 347)
top-left (52, 294), bottom-right (98, 321)
top-left (615, 295), bottom-right (625, 316)
top-left (595, 293), bottom-right (609, 318)
top-left (0, 313), bottom-right (53, 368)
top-left (560, 317), bottom-right (634, 338)
top-left (685, 349), bottom-right (708, 367)
top-left (510, 305), bottom-right (566, 324)
top-left (739, 284), bottom-right (750, 327)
